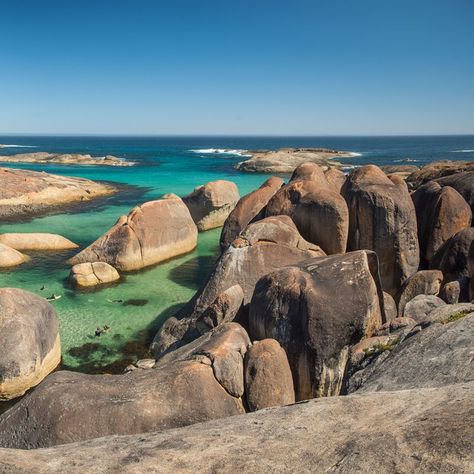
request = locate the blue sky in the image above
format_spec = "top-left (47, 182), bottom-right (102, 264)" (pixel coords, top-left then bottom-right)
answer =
top-left (1, 0), bottom-right (473, 135)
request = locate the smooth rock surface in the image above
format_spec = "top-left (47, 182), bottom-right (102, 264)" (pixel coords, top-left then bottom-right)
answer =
top-left (69, 262), bottom-right (120, 288)
top-left (402, 294), bottom-right (446, 322)
top-left (0, 243), bottom-right (28, 268)
top-left (0, 233), bottom-right (78, 251)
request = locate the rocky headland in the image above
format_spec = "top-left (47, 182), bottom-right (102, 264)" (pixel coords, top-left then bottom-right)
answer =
top-left (0, 152), bottom-right (132, 166)
top-left (0, 158), bottom-right (474, 472)
top-left (235, 147), bottom-right (356, 173)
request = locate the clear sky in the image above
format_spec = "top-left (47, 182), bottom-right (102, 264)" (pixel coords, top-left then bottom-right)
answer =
top-left (1, 0), bottom-right (473, 135)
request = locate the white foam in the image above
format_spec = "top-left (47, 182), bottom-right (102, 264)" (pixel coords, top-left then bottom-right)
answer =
top-left (395, 158), bottom-right (418, 162)
top-left (452, 149), bottom-right (474, 153)
top-left (0, 144), bottom-right (37, 148)
top-left (347, 152), bottom-right (363, 157)
top-left (190, 148), bottom-right (251, 157)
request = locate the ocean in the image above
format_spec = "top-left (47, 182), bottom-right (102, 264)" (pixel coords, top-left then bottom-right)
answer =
top-left (1, 135), bottom-right (473, 373)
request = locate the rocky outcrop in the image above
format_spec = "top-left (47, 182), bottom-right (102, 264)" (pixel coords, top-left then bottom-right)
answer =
top-left (69, 262), bottom-right (120, 288)
top-left (219, 177), bottom-right (283, 251)
top-left (412, 181), bottom-right (471, 264)
top-left (383, 291), bottom-right (398, 321)
top-left (244, 339), bottom-right (295, 411)
top-left (402, 294), bottom-right (446, 321)
top-left (0, 289), bottom-right (60, 400)
top-left (183, 180), bottom-right (240, 231)
top-left (0, 152), bottom-right (132, 166)
top-left (289, 162), bottom-right (330, 186)
top-left (407, 160), bottom-right (474, 187)
top-left (0, 233), bottom-right (78, 251)
top-left (324, 167), bottom-right (346, 192)
top-left (2, 382), bottom-right (472, 473)
top-left (266, 175), bottom-right (349, 254)
top-left (69, 195), bottom-right (198, 271)
top-left (235, 148), bottom-right (355, 173)
top-left (152, 216), bottom-right (324, 357)
top-left (0, 243), bottom-right (28, 268)
top-left (249, 250), bottom-right (384, 400)
top-left (342, 165), bottom-right (419, 296)
top-left (0, 323), bottom-right (249, 449)
top-left (435, 171), bottom-right (474, 214)
top-left (0, 167), bottom-right (116, 219)
top-left (439, 280), bottom-right (461, 303)
top-left (396, 269), bottom-right (444, 315)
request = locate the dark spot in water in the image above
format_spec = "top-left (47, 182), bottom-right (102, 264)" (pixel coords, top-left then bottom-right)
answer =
top-left (123, 299), bottom-right (148, 307)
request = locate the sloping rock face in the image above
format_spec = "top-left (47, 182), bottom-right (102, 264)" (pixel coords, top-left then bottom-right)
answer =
top-left (244, 339), bottom-right (295, 411)
top-left (430, 227), bottom-right (474, 299)
top-left (0, 324), bottom-right (248, 449)
top-left (69, 195), bottom-right (198, 271)
top-left (266, 176), bottom-right (348, 254)
top-left (183, 180), bottom-right (240, 231)
top-left (324, 167), bottom-right (346, 192)
top-left (407, 160), bottom-right (474, 187)
top-left (0, 167), bottom-right (116, 219)
top-left (403, 294), bottom-right (446, 321)
top-left (69, 262), bottom-right (120, 288)
top-left (436, 171), bottom-right (474, 214)
top-left (0, 289), bottom-right (60, 400)
top-left (249, 250), bottom-right (384, 401)
top-left (0, 233), bottom-right (78, 251)
top-left (348, 314), bottom-right (474, 393)
top-left (0, 243), bottom-right (28, 268)
top-left (1, 382), bottom-right (472, 473)
top-left (152, 216), bottom-right (325, 358)
top-left (219, 177), bottom-right (283, 251)
top-left (412, 181), bottom-right (471, 264)
top-left (342, 165), bottom-right (419, 296)
top-left (289, 162), bottom-right (330, 186)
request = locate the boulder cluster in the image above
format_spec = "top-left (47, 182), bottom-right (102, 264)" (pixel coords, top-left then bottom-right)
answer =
top-left (1, 160), bottom-right (473, 471)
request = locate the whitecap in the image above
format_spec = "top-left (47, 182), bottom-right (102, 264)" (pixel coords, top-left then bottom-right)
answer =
top-left (452, 149), bottom-right (474, 153)
top-left (189, 148), bottom-right (251, 157)
top-left (347, 152), bottom-right (363, 157)
top-left (0, 144), bottom-right (37, 148)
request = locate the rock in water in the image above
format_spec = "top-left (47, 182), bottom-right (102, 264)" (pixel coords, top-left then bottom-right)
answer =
top-left (249, 250), bottom-right (384, 400)
top-left (266, 169), bottom-right (349, 254)
top-left (219, 176), bottom-right (283, 251)
top-left (183, 180), bottom-right (240, 231)
top-left (0, 243), bottom-right (28, 268)
top-left (412, 181), bottom-right (471, 264)
top-left (69, 262), bottom-right (120, 288)
top-left (69, 195), bottom-right (198, 271)
top-left (0, 323), bottom-right (248, 449)
top-left (342, 165), bottom-right (419, 296)
top-left (0, 288), bottom-right (61, 400)
top-left (0, 233), bottom-right (79, 251)
top-left (244, 339), bottom-right (295, 411)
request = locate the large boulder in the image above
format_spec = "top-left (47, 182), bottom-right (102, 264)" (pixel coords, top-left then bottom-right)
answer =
top-left (249, 250), bottom-right (384, 401)
top-left (0, 323), bottom-right (248, 449)
top-left (244, 339), bottom-right (295, 411)
top-left (348, 313), bottom-right (474, 393)
top-left (324, 167), bottom-right (346, 192)
top-left (266, 177), bottom-right (349, 254)
top-left (152, 216), bottom-right (325, 357)
top-left (412, 181), bottom-right (471, 264)
top-left (402, 294), bottom-right (446, 322)
top-left (430, 227), bottom-right (474, 299)
top-left (182, 180), bottom-right (240, 231)
top-left (0, 289), bottom-right (61, 400)
top-left (219, 177), bottom-right (283, 251)
top-left (436, 171), bottom-right (474, 214)
top-left (341, 165), bottom-right (419, 296)
top-left (289, 162), bottom-right (330, 187)
top-left (5, 383), bottom-right (473, 472)
top-left (0, 243), bottom-right (28, 268)
top-left (68, 195), bottom-right (198, 271)
top-left (396, 269), bottom-right (444, 315)
top-left (68, 262), bottom-right (120, 288)
top-left (0, 233), bottom-right (78, 251)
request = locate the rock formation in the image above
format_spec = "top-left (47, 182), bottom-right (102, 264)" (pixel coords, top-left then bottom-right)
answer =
top-left (0, 243), bottom-right (28, 268)
top-left (0, 152), bottom-right (132, 166)
top-left (69, 195), bottom-right (198, 271)
top-left (69, 262), bottom-right (120, 288)
top-left (0, 233), bottom-right (78, 251)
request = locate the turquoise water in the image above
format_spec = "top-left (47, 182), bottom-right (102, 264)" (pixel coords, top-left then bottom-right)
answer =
top-left (1, 135), bottom-right (474, 372)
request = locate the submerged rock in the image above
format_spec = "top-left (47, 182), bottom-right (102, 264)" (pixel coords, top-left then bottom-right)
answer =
top-left (0, 288), bottom-right (61, 400)
top-left (183, 180), bottom-right (240, 231)
top-left (69, 195), bottom-right (198, 271)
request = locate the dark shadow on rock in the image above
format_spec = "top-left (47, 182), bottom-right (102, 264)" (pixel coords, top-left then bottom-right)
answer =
top-left (168, 255), bottom-right (217, 290)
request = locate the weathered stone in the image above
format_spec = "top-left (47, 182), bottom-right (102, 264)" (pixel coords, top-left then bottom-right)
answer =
top-left (1, 383), bottom-right (472, 473)
top-left (374, 317), bottom-right (416, 336)
top-left (396, 270), bottom-right (444, 315)
top-left (183, 180), bottom-right (240, 231)
top-left (0, 243), bottom-right (28, 268)
top-left (266, 178), bottom-right (349, 254)
top-left (0, 233), bottom-right (78, 251)
top-left (324, 167), bottom-right (346, 192)
top-left (407, 160), bottom-right (474, 187)
top-left (289, 162), bottom-right (330, 187)
top-left (69, 195), bottom-right (198, 271)
top-left (0, 152), bottom-right (131, 167)
top-left (249, 250), bottom-right (384, 400)
top-left (436, 171), bottom-right (474, 214)
top-left (69, 262), bottom-right (120, 288)
top-left (342, 165), bottom-right (419, 296)
top-left (0, 289), bottom-right (60, 400)
top-left (383, 291), bottom-right (398, 321)
top-left (423, 303), bottom-right (474, 324)
top-left (439, 280), bottom-right (461, 304)
top-left (402, 294), bottom-right (446, 322)
top-left (219, 177), bottom-right (283, 251)
top-left (0, 324), bottom-right (248, 449)
top-left (412, 181), bottom-right (472, 263)
top-left (244, 339), bottom-right (295, 411)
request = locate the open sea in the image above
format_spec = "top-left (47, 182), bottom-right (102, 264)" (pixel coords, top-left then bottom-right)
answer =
top-left (1, 135), bottom-right (474, 374)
